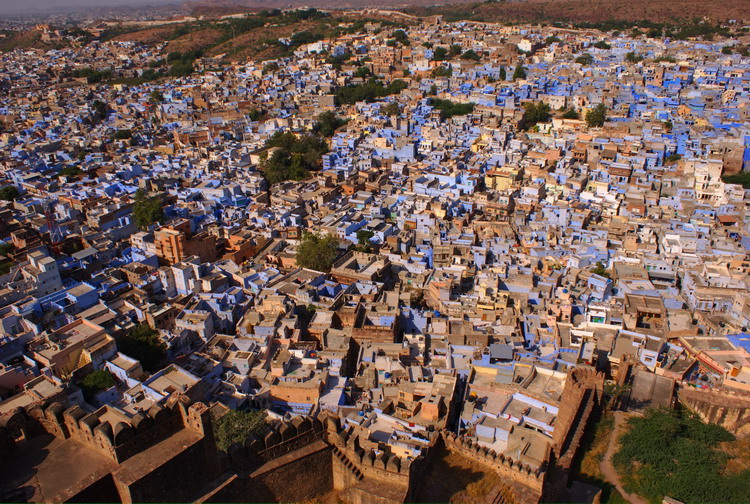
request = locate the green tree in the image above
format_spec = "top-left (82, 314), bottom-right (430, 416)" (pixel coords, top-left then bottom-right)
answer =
top-left (356, 229), bottom-right (375, 252)
top-left (0, 242), bottom-right (14, 257)
top-left (519, 102), bottom-right (551, 130)
top-left (132, 189), bottom-right (164, 231)
top-left (0, 186), bottom-right (20, 202)
top-left (432, 47), bottom-right (448, 61)
top-left (355, 66), bottom-right (372, 79)
top-left (625, 51), bottom-right (643, 63)
top-left (575, 53), bottom-right (594, 65)
top-left (215, 409), bottom-right (267, 452)
top-left (263, 61), bottom-right (280, 74)
top-left (335, 78), bottom-right (407, 105)
top-left (449, 44), bottom-right (462, 57)
top-left (149, 90), bottom-right (164, 104)
top-left (460, 49), bottom-right (481, 61)
top-left (118, 324), bottom-right (167, 373)
top-left (512, 63), bottom-right (527, 80)
top-left (614, 408), bottom-right (744, 504)
top-left (92, 100), bottom-right (109, 120)
top-left (499, 67), bottom-right (506, 80)
top-left (431, 65), bottom-right (452, 78)
top-left (296, 232), bottom-right (338, 271)
top-left (592, 261), bottom-right (610, 279)
top-left (562, 108), bottom-right (580, 119)
top-left (586, 103), bottom-right (608, 128)
top-left (169, 60), bottom-right (193, 77)
top-left (593, 40), bottom-right (611, 49)
top-left (428, 98), bottom-right (475, 119)
top-left (382, 102), bottom-right (401, 116)
top-left (392, 29), bottom-right (409, 46)
top-left (262, 131), bottom-right (328, 184)
top-left (248, 108), bottom-right (263, 121)
top-left (722, 172), bottom-right (750, 188)
top-left (313, 111), bottom-right (346, 137)
top-left (80, 370), bottom-right (115, 402)
top-left (602, 381), bottom-right (630, 410)
top-left (111, 129), bottom-right (132, 140)
top-left (59, 166), bottom-right (83, 178)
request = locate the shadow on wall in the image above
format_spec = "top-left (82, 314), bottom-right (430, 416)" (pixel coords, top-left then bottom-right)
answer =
top-left (414, 443), bottom-right (500, 504)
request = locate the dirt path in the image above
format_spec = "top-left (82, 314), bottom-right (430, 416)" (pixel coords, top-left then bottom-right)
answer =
top-left (599, 411), bottom-right (648, 504)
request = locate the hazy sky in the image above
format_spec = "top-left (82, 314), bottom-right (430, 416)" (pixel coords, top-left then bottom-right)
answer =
top-left (0, 0), bottom-right (179, 15)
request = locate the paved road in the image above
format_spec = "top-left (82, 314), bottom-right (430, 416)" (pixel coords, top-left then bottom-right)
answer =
top-left (599, 411), bottom-right (648, 504)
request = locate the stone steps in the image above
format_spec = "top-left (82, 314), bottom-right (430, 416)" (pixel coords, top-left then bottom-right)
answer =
top-left (331, 445), bottom-right (364, 480)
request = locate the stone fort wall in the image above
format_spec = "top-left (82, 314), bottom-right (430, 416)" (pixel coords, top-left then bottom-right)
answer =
top-left (679, 386), bottom-right (750, 437)
top-left (1, 366), bottom-right (605, 504)
top-left (0, 393), bottom-right (206, 465)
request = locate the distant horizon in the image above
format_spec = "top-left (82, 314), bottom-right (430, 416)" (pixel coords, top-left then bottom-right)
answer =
top-left (0, 0), bottom-right (188, 16)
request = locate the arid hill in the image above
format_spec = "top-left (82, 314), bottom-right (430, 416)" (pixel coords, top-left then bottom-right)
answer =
top-left (405, 0), bottom-right (750, 25)
top-left (186, 0), bottom-right (750, 25)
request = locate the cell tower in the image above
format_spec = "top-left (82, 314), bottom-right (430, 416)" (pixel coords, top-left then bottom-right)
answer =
top-left (43, 197), bottom-right (64, 254)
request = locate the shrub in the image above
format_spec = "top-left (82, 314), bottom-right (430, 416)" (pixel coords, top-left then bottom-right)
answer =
top-left (215, 409), bottom-right (267, 452)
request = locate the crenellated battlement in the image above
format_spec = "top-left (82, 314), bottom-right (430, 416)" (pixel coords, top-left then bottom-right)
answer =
top-left (326, 418), bottom-right (414, 480)
top-left (440, 431), bottom-right (546, 492)
top-left (224, 411), bottom-right (328, 468)
top-left (223, 409), bottom-right (417, 485)
top-left (0, 393), bottom-right (210, 464)
top-left (3, 397), bottom-right (589, 504)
